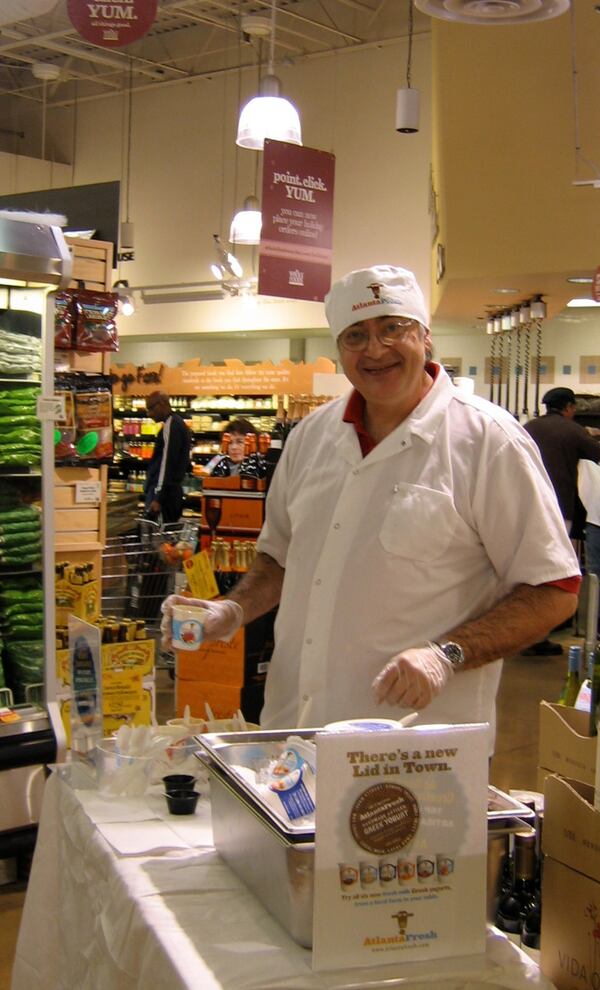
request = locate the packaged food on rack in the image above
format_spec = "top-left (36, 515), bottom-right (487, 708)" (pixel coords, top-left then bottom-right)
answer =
top-left (54, 373), bottom-right (114, 465)
top-left (54, 291), bottom-right (77, 350)
top-left (74, 290), bottom-right (119, 352)
top-left (53, 375), bottom-right (77, 460)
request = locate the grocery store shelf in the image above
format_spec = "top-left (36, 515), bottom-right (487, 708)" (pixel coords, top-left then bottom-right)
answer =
top-left (54, 540), bottom-right (103, 553)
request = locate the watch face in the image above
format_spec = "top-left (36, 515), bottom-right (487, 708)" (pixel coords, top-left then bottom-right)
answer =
top-left (443, 642), bottom-right (465, 665)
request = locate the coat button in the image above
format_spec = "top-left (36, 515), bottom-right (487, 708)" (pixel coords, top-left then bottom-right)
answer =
top-left (333, 522), bottom-right (341, 529)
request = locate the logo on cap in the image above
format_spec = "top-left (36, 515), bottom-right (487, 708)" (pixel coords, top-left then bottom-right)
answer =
top-left (367, 282), bottom-right (384, 301)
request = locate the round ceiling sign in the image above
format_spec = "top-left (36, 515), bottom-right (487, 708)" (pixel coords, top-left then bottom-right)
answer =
top-left (67, 0), bottom-right (157, 49)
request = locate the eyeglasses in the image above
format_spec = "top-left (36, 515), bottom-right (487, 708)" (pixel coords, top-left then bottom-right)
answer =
top-left (337, 318), bottom-right (422, 352)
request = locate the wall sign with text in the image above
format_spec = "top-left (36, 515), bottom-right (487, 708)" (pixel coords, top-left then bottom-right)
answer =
top-left (312, 723), bottom-right (489, 972)
top-left (259, 140), bottom-right (335, 303)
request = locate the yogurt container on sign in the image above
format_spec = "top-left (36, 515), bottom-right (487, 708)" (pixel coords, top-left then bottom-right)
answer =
top-left (172, 604), bottom-right (208, 651)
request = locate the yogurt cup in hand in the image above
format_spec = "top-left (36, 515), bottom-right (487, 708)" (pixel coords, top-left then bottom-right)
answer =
top-left (171, 604), bottom-right (209, 651)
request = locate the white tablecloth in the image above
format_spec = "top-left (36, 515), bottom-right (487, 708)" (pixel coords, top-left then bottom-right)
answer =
top-left (11, 769), bottom-right (555, 990)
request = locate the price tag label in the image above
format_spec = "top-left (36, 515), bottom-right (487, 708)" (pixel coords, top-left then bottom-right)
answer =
top-left (36, 395), bottom-right (66, 421)
top-left (75, 481), bottom-right (102, 504)
top-left (183, 550), bottom-right (220, 600)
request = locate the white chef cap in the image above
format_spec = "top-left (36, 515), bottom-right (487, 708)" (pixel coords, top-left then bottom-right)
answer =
top-left (325, 265), bottom-right (429, 339)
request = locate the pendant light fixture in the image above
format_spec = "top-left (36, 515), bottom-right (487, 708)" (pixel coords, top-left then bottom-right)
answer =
top-left (396, 1), bottom-right (419, 134)
top-left (236, 0), bottom-right (302, 151)
top-left (118, 62), bottom-right (135, 262)
top-left (229, 195), bottom-right (262, 245)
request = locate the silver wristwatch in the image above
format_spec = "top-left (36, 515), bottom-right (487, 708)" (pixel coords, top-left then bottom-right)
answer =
top-left (429, 640), bottom-right (466, 667)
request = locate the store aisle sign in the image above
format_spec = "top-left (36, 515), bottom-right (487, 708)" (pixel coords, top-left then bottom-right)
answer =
top-left (67, 0), bottom-right (157, 48)
top-left (312, 723), bottom-right (488, 972)
top-left (110, 356), bottom-right (336, 396)
top-left (259, 140), bottom-right (335, 303)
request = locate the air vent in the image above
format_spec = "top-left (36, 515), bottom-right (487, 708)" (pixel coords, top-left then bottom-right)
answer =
top-left (414, 0), bottom-right (568, 24)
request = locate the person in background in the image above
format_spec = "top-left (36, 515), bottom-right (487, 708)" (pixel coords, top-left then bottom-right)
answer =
top-left (579, 459), bottom-right (600, 578)
top-left (161, 265), bottom-right (579, 755)
top-left (206, 418), bottom-right (261, 477)
top-left (144, 390), bottom-right (191, 523)
top-left (523, 387), bottom-right (600, 655)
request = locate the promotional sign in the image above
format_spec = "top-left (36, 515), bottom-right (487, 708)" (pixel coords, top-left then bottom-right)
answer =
top-left (592, 266), bottom-right (600, 303)
top-left (68, 616), bottom-right (103, 761)
top-left (259, 140), bottom-right (335, 302)
top-left (109, 356), bottom-right (336, 396)
top-left (67, 0), bottom-right (157, 48)
top-left (312, 724), bottom-right (489, 972)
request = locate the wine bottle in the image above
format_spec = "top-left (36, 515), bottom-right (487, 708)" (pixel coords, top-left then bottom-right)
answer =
top-left (589, 647), bottom-right (600, 737)
top-left (557, 645), bottom-right (581, 707)
top-left (496, 829), bottom-right (537, 935)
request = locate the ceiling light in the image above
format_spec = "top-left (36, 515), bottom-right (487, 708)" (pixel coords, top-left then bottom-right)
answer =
top-left (396, 2), bottom-right (419, 134)
top-left (566, 297), bottom-right (600, 307)
top-left (236, 0), bottom-right (302, 151)
top-left (212, 234), bottom-right (243, 279)
top-left (237, 75), bottom-right (302, 150)
top-left (566, 276), bottom-right (593, 284)
top-left (230, 196), bottom-right (262, 246)
top-left (113, 279), bottom-right (135, 316)
top-left (492, 287), bottom-right (519, 294)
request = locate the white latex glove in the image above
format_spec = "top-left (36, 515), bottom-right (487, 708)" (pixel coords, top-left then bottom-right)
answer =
top-left (160, 594), bottom-right (244, 650)
top-left (372, 645), bottom-right (454, 711)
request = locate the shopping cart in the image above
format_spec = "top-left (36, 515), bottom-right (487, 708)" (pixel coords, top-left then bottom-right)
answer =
top-left (101, 517), bottom-right (199, 669)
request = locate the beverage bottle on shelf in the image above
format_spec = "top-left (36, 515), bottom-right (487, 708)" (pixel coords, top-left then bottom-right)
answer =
top-left (240, 434), bottom-right (258, 491)
top-left (589, 647), bottom-right (600, 737)
top-left (557, 645), bottom-right (581, 706)
top-left (217, 540), bottom-right (237, 595)
top-left (496, 828), bottom-right (537, 937)
top-left (265, 399), bottom-right (287, 491)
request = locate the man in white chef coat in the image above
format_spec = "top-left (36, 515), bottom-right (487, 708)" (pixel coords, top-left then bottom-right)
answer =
top-left (162, 265), bottom-right (580, 752)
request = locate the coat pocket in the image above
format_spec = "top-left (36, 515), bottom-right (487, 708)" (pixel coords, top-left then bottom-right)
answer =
top-left (379, 483), bottom-right (459, 561)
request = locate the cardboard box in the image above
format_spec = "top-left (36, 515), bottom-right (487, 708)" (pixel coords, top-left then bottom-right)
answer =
top-left (176, 609), bottom-right (274, 687)
top-left (201, 490), bottom-right (265, 533)
top-left (176, 679), bottom-right (265, 725)
top-left (537, 701), bottom-right (597, 789)
top-left (57, 637), bottom-right (155, 686)
top-left (55, 579), bottom-right (100, 625)
top-left (540, 775), bottom-right (600, 990)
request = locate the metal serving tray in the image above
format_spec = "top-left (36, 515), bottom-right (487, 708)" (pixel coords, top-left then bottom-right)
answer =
top-left (195, 729), bottom-right (535, 948)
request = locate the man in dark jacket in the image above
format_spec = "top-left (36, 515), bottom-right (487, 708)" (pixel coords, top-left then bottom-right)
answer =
top-left (524, 387), bottom-right (600, 532)
top-left (523, 386), bottom-right (600, 655)
top-left (144, 391), bottom-right (190, 523)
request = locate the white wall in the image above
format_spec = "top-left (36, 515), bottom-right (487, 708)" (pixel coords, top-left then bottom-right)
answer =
top-left (433, 317), bottom-right (600, 403)
top-left (56, 37), bottom-right (432, 340)
top-left (115, 335), bottom-right (293, 366)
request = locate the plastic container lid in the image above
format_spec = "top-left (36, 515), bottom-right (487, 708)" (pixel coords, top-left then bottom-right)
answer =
top-left (323, 718), bottom-right (403, 733)
top-left (76, 431), bottom-right (99, 456)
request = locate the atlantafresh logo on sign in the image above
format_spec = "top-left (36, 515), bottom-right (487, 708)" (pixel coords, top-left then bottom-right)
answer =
top-left (363, 911), bottom-right (438, 948)
top-left (67, 0), bottom-right (158, 48)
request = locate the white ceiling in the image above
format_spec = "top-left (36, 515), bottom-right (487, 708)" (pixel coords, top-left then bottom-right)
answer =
top-left (0, 0), bottom-right (429, 108)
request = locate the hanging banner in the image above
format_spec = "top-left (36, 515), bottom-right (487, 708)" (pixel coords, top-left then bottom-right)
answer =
top-left (259, 140), bottom-right (335, 303)
top-left (67, 0), bottom-right (157, 48)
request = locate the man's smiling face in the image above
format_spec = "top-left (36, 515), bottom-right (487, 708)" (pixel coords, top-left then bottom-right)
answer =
top-left (337, 315), bottom-right (432, 415)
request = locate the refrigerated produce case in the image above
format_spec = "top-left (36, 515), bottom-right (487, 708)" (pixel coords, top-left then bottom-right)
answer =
top-left (0, 212), bottom-right (72, 853)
